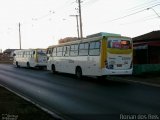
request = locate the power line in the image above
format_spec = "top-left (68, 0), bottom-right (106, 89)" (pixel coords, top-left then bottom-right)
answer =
top-left (82, 0), bottom-right (98, 6)
top-left (119, 16), bottom-right (159, 26)
top-left (107, 4), bottom-right (160, 22)
top-left (147, 7), bottom-right (160, 18)
top-left (125, 0), bottom-right (159, 12)
top-left (32, 11), bottom-right (55, 21)
top-left (30, 0), bottom-right (76, 23)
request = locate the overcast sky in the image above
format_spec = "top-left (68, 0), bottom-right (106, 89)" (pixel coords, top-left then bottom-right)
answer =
top-left (0, 0), bottom-right (160, 51)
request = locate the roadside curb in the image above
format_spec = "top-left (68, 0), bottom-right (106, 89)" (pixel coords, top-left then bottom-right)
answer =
top-left (107, 76), bottom-right (160, 88)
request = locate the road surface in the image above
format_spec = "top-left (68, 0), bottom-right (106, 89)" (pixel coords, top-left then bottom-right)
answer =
top-left (0, 64), bottom-right (160, 120)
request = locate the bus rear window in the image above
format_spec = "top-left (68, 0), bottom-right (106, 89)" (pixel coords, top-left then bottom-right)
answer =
top-left (108, 40), bottom-right (132, 49)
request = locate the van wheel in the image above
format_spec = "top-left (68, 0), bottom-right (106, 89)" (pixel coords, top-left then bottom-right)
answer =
top-left (52, 65), bottom-right (56, 74)
top-left (76, 67), bottom-right (82, 79)
top-left (27, 62), bottom-right (30, 68)
top-left (16, 62), bottom-right (20, 68)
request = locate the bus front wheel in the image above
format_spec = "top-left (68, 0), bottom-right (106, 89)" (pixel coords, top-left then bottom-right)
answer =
top-left (76, 67), bottom-right (82, 79)
top-left (16, 62), bottom-right (20, 68)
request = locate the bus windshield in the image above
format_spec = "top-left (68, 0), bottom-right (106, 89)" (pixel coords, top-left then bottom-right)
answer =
top-left (108, 39), bottom-right (132, 49)
top-left (37, 50), bottom-right (46, 56)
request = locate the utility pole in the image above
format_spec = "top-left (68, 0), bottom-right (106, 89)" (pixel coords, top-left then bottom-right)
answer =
top-left (78, 0), bottom-right (83, 39)
top-left (19, 22), bottom-right (22, 49)
top-left (70, 15), bottom-right (80, 39)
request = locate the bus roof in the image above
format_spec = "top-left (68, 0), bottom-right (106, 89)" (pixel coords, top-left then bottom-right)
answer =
top-left (47, 32), bottom-right (131, 48)
top-left (14, 48), bottom-right (46, 52)
top-left (86, 32), bottom-right (121, 38)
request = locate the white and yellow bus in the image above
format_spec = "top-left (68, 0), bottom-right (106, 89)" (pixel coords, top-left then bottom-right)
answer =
top-left (47, 32), bottom-right (133, 78)
top-left (13, 49), bottom-right (47, 68)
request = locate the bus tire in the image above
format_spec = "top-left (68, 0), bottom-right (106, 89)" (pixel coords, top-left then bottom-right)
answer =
top-left (52, 64), bottom-right (56, 74)
top-left (76, 67), bottom-right (82, 79)
top-left (27, 62), bottom-right (30, 68)
top-left (39, 66), bottom-right (43, 70)
top-left (16, 62), bottom-right (20, 68)
top-left (97, 75), bottom-right (106, 80)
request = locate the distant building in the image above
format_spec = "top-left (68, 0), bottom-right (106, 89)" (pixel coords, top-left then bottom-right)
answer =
top-left (133, 30), bottom-right (160, 74)
top-left (0, 49), bottom-right (19, 63)
top-left (3, 49), bottom-right (19, 57)
top-left (133, 30), bottom-right (160, 64)
top-left (58, 37), bottom-right (79, 44)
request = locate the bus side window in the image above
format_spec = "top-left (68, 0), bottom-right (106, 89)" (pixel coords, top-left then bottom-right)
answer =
top-left (70, 44), bottom-right (78, 56)
top-left (89, 41), bottom-right (100, 56)
top-left (26, 52), bottom-right (28, 57)
top-left (30, 51), bottom-right (33, 58)
top-left (57, 47), bottom-right (63, 56)
top-left (79, 42), bottom-right (89, 56)
top-left (52, 48), bottom-right (57, 56)
top-left (24, 51), bottom-right (27, 58)
top-left (63, 46), bottom-right (70, 56)
top-left (22, 52), bottom-right (24, 57)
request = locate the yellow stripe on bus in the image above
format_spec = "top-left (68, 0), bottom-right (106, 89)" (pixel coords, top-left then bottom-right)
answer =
top-left (100, 37), bottom-right (107, 69)
top-left (107, 48), bottom-right (132, 54)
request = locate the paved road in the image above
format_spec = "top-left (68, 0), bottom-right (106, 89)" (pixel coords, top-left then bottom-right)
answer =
top-left (0, 64), bottom-right (160, 120)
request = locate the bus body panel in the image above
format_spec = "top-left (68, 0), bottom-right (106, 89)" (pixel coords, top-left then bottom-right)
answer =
top-left (47, 55), bottom-right (102, 76)
top-left (47, 33), bottom-right (133, 77)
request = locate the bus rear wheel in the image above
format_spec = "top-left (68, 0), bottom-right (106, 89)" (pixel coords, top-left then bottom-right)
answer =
top-left (76, 67), bottom-right (82, 79)
top-left (52, 65), bottom-right (56, 74)
top-left (27, 62), bottom-right (30, 68)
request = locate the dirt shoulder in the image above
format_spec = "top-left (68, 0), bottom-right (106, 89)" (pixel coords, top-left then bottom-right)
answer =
top-left (0, 86), bottom-right (56, 120)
